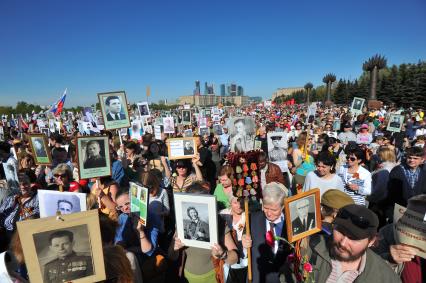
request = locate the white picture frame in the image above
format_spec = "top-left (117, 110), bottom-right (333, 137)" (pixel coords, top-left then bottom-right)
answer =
top-left (38, 190), bottom-right (87, 218)
top-left (137, 102), bottom-right (151, 118)
top-left (174, 193), bottom-right (218, 249)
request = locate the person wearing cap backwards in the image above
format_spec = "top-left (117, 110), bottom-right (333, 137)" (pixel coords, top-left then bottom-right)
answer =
top-left (280, 204), bottom-right (401, 282)
top-left (373, 194), bottom-right (425, 283)
top-left (338, 122), bottom-right (357, 145)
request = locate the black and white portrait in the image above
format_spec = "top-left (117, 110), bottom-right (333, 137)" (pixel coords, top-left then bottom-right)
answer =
top-left (229, 117), bottom-right (255, 152)
top-left (389, 116), bottom-right (401, 128)
top-left (33, 225), bottom-right (94, 283)
top-left (40, 127), bottom-right (50, 137)
top-left (105, 95), bottom-right (125, 121)
top-left (213, 124), bottom-right (223, 135)
top-left (198, 117), bottom-right (207, 128)
top-left (387, 114), bottom-right (404, 132)
top-left (267, 132), bottom-right (288, 162)
top-left (199, 127), bottom-right (209, 136)
top-left (351, 97), bottom-right (365, 114)
top-left (38, 190), bottom-right (87, 218)
top-left (32, 137), bottom-right (48, 157)
top-left (82, 139), bottom-right (107, 169)
top-left (174, 193), bottom-right (218, 249)
top-left (182, 110), bottom-right (191, 125)
top-left (184, 129), bottom-right (193, 138)
top-left (163, 117), bottom-right (175, 134)
top-left (289, 195), bottom-right (316, 236)
top-left (183, 140), bottom-right (195, 155)
top-left (182, 202), bottom-right (210, 242)
top-left (138, 102), bottom-right (150, 118)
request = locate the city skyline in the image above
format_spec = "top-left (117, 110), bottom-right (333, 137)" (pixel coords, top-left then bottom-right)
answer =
top-left (1, 0), bottom-right (425, 107)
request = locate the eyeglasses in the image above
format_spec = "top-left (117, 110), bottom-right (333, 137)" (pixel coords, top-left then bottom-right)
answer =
top-left (337, 208), bottom-right (372, 229)
top-left (346, 156), bottom-right (357, 162)
top-left (116, 202), bottom-right (130, 210)
top-left (54, 173), bottom-right (67, 178)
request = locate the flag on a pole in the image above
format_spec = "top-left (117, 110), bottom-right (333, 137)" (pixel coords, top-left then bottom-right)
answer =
top-left (49, 89), bottom-right (67, 116)
top-left (146, 86), bottom-right (151, 97)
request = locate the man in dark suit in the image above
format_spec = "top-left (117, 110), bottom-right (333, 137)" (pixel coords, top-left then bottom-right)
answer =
top-left (183, 141), bottom-right (194, 155)
top-left (105, 96), bottom-right (126, 121)
top-left (291, 197), bottom-right (316, 235)
top-left (242, 182), bottom-right (292, 283)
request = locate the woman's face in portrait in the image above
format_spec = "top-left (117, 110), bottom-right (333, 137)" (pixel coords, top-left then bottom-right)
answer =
top-left (87, 142), bottom-right (100, 157)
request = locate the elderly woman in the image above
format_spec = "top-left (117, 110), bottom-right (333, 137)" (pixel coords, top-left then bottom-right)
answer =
top-left (47, 163), bottom-right (81, 192)
top-left (0, 170), bottom-right (39, 250)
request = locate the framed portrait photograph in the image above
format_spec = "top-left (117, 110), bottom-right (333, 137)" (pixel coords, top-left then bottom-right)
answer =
top-left (143, 125), bottom-right (153, 134)
top-left (137, 102), bottom-right (151, 118)
top-left (167, 137), bottom-right (197, 160)
top-left (76, 136), bottom-right (111, 179)
top-left (213, 124), bottom-right (223, 135)
top-left (130, 182), bottom-right (149, 226)
top-left (29, 134), bottom-right (52, 165)
top-left (333, 119), bottom-right (341, 131)
top-left (184, 129), bottom-right (193, 137)
top-left (154, 125), bottom-right (163, 140)
top-left (174, 193), bottom-right (218, 249)
top-left (182, 110), bottom-right (192, 125)
top-left (228, 117), bottom-right (256, 152)
top-left (130, 119), bottom-right (143, 141)
top-left (16, 210), bottom-right (106, 283)
top-left (198, 117), bottom-right (207, 128)
top-left (350, 97), bottom-right (365, 114)
top-left (205, 109), bottom-right (211, 117)
top-left (387, 114), bottom-right (404, 133)
top-left (38, 190), bottom-right (87, 218)
top-left (98, 91), bottom-right (131, 130)
top-left (284, 189), bottom-right (322, 242)
top-left (267, 132), bottom-right (288, 171)
top-left (199, 127), bottom-right (209, 136)
top-left (163, 117), bottom-right (175, 134)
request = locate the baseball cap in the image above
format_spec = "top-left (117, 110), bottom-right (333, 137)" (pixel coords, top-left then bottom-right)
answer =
top-left (333, 204), bottom-right (379, 240)
top-left (321, 189), bottom-right (354, 209)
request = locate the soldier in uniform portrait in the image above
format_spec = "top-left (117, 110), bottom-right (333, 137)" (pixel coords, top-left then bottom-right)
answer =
top-left (184, 207), bottom-right (209, 242)
top-left (43, 230), bottom-right (93, 283)
top-left (269, 135), bottom-right (287, 162)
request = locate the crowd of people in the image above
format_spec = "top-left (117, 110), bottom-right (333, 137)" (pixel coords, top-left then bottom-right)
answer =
top-left (0, 101), bottom-right (425, 283)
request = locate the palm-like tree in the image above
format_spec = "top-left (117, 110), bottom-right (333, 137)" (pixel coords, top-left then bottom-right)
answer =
top-left (322, 73), bottom-right (336, 102)
top-left (304, 82), bottom-right (313, 105)
top-left (363, 54), bottom-right (387, 100)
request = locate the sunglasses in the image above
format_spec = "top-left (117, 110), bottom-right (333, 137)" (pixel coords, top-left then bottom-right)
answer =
top-left (346, 156), bottom-right (357, 162)
top-left (337, 208), bottom-right (372, 229)
top-left (54, 173), bottom-right (67, 178)
top-left (176, 166), bottom-right (186, 169)
top-left (116, 202), bottom-right (130, 210)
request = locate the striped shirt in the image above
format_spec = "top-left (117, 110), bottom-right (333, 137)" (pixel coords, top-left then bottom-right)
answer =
top-left (0, 193), bottom-right (39, 231)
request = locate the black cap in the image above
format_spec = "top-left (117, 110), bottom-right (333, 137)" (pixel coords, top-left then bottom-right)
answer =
top-left (333, 204), bottom-right (378, 240)
top-left (270, 136), bottom-right (282, 140)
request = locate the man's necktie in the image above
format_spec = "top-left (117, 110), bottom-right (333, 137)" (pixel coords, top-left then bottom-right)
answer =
top-left (266, 222), bottom-right (275, 248)
top-left (116, 114), bottom-right (120, 120)
top-left (303, 219), bottom-right (306, 231)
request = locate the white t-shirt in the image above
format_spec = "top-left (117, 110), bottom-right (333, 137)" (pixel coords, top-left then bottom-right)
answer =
top-left (303, 171), bottom-right (345, 197)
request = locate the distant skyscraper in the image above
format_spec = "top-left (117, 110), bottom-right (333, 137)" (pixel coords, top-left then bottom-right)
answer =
top-left (208, 84), bottom-right (214, 94)
top-left (204, 82), bottom-right (209, 95)
top-left (220, 84), bottom-right (226, 96)
top-left (194, 80), bottom-right (201, 96)
top-left (237, 86), bottom-right (244, 96)
top-left (230, 83), bottom-right (237, 96)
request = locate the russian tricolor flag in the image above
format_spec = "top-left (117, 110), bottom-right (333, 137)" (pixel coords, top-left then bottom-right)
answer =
top-left (49, 89), bottom-right (67, 116)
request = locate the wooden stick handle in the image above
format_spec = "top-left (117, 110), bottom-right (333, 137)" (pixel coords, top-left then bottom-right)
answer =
top-left (244, 198), bottom-right (252, 282)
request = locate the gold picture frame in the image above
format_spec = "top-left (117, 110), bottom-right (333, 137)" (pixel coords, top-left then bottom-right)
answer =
top-left (167, 137), bottom-right (198, 160)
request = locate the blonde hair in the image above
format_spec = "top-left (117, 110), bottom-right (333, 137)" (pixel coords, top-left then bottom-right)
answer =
top-left (378, 146), bottom-right (396, 163)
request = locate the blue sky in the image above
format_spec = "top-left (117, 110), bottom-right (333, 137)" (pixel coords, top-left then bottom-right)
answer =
top-left (0, 0), bottom-right (425, 107)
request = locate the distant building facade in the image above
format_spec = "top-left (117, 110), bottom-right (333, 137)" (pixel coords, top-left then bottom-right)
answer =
top-left (272, 87), bottom-right (304, 100)
top-left (178, 95), bottom-right (249, 107)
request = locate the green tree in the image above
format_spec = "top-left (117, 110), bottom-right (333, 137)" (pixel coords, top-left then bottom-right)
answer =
top-left (322, 73), bottom-right (336, 102)
top-left (304, 82), bottom-right (313, 105)
top-left (362, 54), bottom-right (387, 101)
